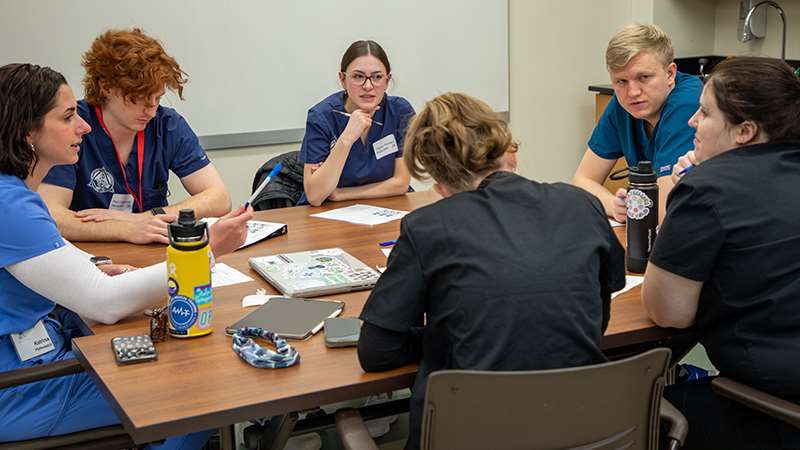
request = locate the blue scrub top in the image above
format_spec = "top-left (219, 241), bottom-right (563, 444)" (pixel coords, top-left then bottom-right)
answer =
top-left (588, 71), bottom-right (702, 177)
top-left (0, 174), bottom-right (65, 368)
top-left (43, 100), bottom-right (211, 212)
top-left (298, 91), bottom-right (415, 204)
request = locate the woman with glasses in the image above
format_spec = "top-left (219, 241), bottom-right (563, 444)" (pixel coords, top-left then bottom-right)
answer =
top-left (0, 63), bottom-right (251, 447)
top-left (299, 40), bottom-right (414, 206)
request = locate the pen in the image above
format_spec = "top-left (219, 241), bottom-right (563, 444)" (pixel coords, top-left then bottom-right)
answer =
top-left (378, 240), bottom-right (397, 247)
top-left (332, 109), bottom-right (383, 126)
top-left (678, 164), bottom-right (695, 175)
top-left (245, 162), bottom-right (283, 208)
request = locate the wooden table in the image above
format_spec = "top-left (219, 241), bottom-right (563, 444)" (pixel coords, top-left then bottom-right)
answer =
top-left (72, 191), bottom-right (669, 444)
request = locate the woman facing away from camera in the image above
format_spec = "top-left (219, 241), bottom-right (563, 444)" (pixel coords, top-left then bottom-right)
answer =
top-left (357, 92), bottom-right (626, 450)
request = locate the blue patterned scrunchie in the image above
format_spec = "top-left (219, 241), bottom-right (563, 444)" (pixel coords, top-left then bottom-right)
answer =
top-left (231, 327), bottom-right (300, 368)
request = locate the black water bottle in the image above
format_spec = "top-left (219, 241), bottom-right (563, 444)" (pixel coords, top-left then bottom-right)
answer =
top-left (626, 161), bottom-right (658, 273)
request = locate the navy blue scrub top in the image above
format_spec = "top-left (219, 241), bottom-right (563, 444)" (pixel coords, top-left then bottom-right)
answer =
top-left (43, 100), bottom-right (211, 212)
top-left (298, 91), bottom-right (415, 204)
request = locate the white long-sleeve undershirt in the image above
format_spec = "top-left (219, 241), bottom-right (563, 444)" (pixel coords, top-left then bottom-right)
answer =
top-left (7, 243), bottom-right (166, 325)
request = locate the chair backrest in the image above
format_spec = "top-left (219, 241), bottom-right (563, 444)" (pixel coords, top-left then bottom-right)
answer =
top-left (421, 347), bottom-right (671, 450)
top-left (250, 150), bottom-right (304, 211)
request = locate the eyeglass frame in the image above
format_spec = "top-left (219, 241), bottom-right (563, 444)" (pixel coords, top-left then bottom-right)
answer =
top-left (340, 70), bottom-right (391, 88)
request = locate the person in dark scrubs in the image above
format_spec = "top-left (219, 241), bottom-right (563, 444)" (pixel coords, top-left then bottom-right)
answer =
top-left (644, 57), bottom-right (800, 450)
top-left (358, 92), bottom-right (626, 450)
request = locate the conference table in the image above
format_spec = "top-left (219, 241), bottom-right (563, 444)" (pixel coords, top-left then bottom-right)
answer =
top-left (72, 190), bottom-right (676, 445)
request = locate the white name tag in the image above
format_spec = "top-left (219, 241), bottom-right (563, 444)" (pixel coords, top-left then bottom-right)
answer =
top-left (109, 193), bottom-right (134, 213)
top-left (10, 320), bottom-right (56, 362)
top-left (373, 134), bottom-right (399, 160)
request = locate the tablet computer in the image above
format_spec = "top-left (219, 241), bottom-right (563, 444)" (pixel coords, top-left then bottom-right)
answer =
top-left (226, 297), bottom-right (344, 340)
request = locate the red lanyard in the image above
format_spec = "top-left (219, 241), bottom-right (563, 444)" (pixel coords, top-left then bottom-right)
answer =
top-left (94, 105), bottom-right (145, 212)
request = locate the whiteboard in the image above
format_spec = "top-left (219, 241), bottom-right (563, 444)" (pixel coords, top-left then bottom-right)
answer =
top-left (1, 0), bottom-right (508, 144)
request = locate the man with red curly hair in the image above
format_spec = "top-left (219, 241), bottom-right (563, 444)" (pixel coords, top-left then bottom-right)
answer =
top-left (40, 29), bottom-right (231, 245)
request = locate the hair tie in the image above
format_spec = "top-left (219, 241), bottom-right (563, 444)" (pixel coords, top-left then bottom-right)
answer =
top-left (231, 327), bottom-right (300, 368)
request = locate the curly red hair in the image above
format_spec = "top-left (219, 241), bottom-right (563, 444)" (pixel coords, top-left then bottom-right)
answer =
top-left (82, 28), bottom-right (188, 105)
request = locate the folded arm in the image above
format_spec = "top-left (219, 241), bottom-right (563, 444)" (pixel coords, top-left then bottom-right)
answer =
top-left (358, 322), bottom-right (423, 372)
top-left (641, 262), bottom-right (702, 329)
top-left (170, 164), bottom-right (231, 218)
top-left (39, 183), bottom-right (174, 244)
top-left (572, 149), bottom-right (625, 222)
top-left (328, 158), bottom-right (410, 202)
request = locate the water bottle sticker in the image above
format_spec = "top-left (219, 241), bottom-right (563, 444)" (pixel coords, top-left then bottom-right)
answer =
top-left (168, 277), bottom-right (179, 296)
top-left (197, 308), bottom-right (213, 330)
top-left (169, 295), bottom-right (198, 331)
top-left (626, 189), bottom-right (653, 220)
top-left (193, 283), bottom-right (213, 306)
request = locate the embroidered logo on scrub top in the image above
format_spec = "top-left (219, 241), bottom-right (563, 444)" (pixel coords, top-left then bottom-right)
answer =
top-left (626, 189), bottom-right (654, 220)
top-left (87, 167), bottom-right (115, 193)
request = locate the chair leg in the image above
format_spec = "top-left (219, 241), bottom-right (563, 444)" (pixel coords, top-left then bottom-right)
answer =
top-left (336, 409), bottom-right (378, 450)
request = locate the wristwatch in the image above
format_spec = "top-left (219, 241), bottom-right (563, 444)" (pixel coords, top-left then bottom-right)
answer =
top-left (151, 207), bottom-right (167, 216)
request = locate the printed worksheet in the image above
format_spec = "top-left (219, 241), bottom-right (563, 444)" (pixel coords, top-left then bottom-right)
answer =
top-left (311, 204), bottom-right (408, 226)
top-left (203, 218), bottom-right (287, 249)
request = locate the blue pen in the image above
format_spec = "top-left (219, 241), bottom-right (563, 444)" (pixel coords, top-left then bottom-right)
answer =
top-left (245, 162), bottom-right (283, 208)
top-left (379, 239), bottom-right (397, 247)
top-left (678, 164), bottom-right (695, 176)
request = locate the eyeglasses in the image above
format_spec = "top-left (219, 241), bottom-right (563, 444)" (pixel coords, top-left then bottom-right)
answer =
top-left (344, 72), bottom-right (388, 87)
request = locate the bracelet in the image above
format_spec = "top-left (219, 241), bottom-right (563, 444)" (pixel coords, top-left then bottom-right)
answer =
top-left (151, 207), bottom-right (167, 216)
top-left (231, 327), bottom-right (300, 369)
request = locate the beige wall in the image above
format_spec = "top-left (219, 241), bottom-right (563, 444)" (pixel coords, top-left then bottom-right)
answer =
top-left (713, 0), bottom-right (799, 59)
top-left (179, 0), bottom-right (792, 207)
top-left (169, 0), bottom-right (638, 205)
top-left (506, 0), bottom-right (636, 184)
top-left (653, 0), bottom-right (717, 56)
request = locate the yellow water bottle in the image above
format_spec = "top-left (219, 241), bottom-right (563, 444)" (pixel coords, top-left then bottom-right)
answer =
top-left (166, 209), bottom-right (213, 338)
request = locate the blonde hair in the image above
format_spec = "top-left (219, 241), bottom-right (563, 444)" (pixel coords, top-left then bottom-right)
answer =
top-left (606, 24), bottom-right (674, 71)
top-left (404, 92), bottom-right (516, 193)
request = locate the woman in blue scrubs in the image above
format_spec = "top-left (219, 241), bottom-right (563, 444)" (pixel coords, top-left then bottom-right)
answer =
top-left (0, 63), bottom-right (251, 448)
top-left (300, 40), bottom-right (414, 206)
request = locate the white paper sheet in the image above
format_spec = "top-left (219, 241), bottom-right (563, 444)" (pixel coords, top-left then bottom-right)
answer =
top-left (381, 248), bottom-right (392, 257)
top-left (203, 218), bottom-right (286, 249)
top-left (212, 263), bottom-right (254, 287)
top-left (241, 294), bottom-right (284, 308)
top-left (611, 275), bottom-right (644, 299)
top-left (311, 204), bottom-right (408, 226)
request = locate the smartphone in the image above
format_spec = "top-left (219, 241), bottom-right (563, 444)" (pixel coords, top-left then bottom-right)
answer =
top-left (324, 317), bottom-right (362, 348)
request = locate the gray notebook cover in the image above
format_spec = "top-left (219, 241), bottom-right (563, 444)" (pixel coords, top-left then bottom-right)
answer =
top-left (226, 297), bottom-right (344, 340)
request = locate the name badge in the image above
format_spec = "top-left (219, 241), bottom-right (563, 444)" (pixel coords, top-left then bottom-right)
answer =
top-left (373, 134), bottom-right (399, 160)
top-left (10, 320), bottom-right (56, 362)
top-left (109, 193), bottom-right (134, 212)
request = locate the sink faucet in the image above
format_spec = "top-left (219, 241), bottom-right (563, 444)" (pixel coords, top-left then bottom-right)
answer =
top-left (744, 1), bottom-right (787, 61)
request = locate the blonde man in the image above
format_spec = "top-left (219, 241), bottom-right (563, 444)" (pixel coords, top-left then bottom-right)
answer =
top-left (572, 24), bottom-right (701, 223)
